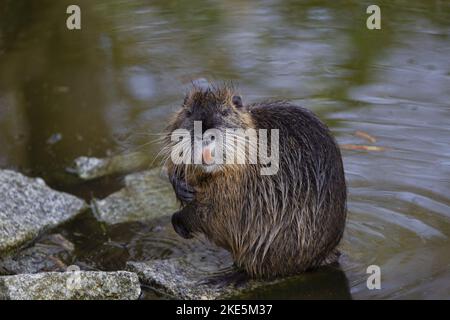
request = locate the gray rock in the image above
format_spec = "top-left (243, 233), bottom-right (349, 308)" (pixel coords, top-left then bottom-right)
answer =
top-left (92, 168), bottom-right (178, 225)
top-left (69, 152), bottom-right (153, 180)
top-left (127, 246), bottom-right (277, 300)
top-left (0, 234), bottom-right (74, 275)
top-left (0, 170), bottom-right (87, 256)
top-left (0, 271), bottom-right (141, 300)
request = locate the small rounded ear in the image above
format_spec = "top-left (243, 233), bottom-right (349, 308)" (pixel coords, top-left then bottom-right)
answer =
top-left (232, 95), bottom-right (243, 108)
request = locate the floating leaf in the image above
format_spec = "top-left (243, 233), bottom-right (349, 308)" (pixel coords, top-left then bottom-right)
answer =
top-left (340, 144), bottom-right (386, 152)
top-left (354, 130), bottom-right (377, 143)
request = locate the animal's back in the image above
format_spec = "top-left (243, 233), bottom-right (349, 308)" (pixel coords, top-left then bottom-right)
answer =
top-left (202, 102), bottom-right (347, 278)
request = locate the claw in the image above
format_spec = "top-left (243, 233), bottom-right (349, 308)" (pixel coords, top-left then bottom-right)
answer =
top-left (170, 174), bottom-right (195, 204)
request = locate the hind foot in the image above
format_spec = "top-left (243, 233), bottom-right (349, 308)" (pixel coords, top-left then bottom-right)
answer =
top-left (198, 270), bottom-right (249, 289)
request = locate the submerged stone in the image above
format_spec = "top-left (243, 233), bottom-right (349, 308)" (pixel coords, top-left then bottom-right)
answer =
top-left (92, 168), bottom-right (178, 225)
top-left (0, 234), bottom-right (75, 275)
top-left (127, 245), bottom-right (276, 300)
top-left (0, 271), bottom-right (141, 300)
top-left (127, 251), bottom-right (350, 299)
top-left (69, 152), bottom-right (153, 180)
top-left (0, 170), bottom-right (87, 256)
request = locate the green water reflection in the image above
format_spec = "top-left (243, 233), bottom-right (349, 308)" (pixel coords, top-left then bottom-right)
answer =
top-left (0, 0), bottom-right (449, 299)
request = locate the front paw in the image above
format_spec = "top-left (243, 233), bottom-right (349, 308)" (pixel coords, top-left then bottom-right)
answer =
top-left (171, 176), bottom-right (195, 203)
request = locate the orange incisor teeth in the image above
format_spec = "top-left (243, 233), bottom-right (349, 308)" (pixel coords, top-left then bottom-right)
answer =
top-left (202, 147), bottom-right (214, 163)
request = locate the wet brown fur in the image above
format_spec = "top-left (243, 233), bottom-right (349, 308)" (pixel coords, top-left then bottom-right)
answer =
top-left (163, 84), bottom-right (347, 279)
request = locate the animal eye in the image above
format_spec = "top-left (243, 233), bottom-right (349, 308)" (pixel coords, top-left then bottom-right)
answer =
top-left (185, 109), bottom-right (192, 117)
top-left (221, 108), bottom-right (231, 116)
top-left (232, 95), bottom-right (243, 108)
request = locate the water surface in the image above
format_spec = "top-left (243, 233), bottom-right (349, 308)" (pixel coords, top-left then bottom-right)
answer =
top-left (0, 0), bottom-right (449, 299)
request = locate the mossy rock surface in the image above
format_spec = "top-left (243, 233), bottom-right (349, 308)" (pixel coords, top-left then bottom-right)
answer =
top-left (0, 170), bottom-right (87, 256)
top-left (92, 168), bottom-right (178, 225)
top-left (127, 245), bottom-right (284, 300)
top-left (0, 271), bottom-right (141, 300)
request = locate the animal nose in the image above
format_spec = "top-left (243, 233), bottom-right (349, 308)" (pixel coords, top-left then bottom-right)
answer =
top-left (203, 131), bottom-right (216, 143)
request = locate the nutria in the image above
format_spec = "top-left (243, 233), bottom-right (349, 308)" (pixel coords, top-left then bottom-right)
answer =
top-left (162, 84), bottom-right (347, 279)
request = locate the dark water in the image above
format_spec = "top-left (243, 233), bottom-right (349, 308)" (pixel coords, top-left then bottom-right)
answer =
top-left (0, 0), bottom-right (449, 299)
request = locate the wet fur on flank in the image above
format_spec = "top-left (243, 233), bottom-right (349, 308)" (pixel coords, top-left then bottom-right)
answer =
top-left (162, 84), bottom-right (347, 279)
